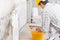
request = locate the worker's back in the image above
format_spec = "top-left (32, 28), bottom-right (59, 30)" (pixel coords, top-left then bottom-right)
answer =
top-left (43, 3), bottom-right (60, 28)
top-left (44, 3), bottom-right (60, 20)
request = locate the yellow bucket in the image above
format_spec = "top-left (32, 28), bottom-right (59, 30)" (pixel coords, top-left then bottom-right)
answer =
top-left (30, 29), bottom-right (44, 40)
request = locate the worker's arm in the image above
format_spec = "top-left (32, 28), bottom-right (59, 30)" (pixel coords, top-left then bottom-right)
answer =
top-left (41, 13), bottom-right (50, 33)
top-left (41, 13), bottom-right (50, 40)
top-left (36, 13), bottom-right (50, 33)
top-left (50, 13), bottom-right (60, 29)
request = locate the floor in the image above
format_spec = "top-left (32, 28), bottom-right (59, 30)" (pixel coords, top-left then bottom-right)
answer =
top-left (20, 23), bottom-right (32, 40)
top-left (20, 38), bottom-right (32, 40)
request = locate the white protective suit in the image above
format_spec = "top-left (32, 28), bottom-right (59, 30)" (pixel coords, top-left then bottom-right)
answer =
top-left (41, 3), bottom-right (60, 40)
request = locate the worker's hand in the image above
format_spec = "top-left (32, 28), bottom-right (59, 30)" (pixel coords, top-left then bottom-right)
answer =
top-left (36, 27), bottom-right (42, 32)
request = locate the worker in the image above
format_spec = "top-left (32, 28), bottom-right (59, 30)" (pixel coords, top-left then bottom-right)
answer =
top-left (37, 0), bottom-right (60, 40)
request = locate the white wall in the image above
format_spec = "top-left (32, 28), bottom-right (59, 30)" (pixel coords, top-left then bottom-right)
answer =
top-left (0, 0), bottom-right (14, 18)
top-left (15, 0), bottom-right (27, 29)
top-left (12, 0), bottom-right (27, 40)
top-left (19, 0), bottom-right (27, 28)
